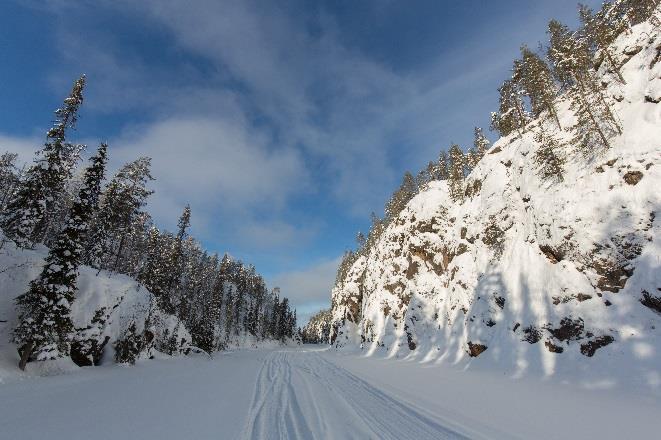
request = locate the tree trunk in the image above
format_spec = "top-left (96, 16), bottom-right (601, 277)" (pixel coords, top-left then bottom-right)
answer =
top-left (18, 341), bottom-right (34, 371)
top-left (604, 49), bottom-right (626, 84)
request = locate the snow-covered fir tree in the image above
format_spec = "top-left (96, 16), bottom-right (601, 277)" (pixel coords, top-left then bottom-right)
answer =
top-left (13, 143), bottom-right (107, 369)
top-left (1, 76), bottom-right (86, 247)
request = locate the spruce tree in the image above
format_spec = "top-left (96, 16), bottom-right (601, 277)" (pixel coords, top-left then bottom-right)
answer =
top-left (13, 143), bottom-right (107, 369)
top-left (1, 76), bottom-right (86, 246)
top-left (447, 144), bottom-right (465, 202)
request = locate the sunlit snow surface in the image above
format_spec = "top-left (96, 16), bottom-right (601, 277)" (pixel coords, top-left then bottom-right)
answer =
top-left (1, 347), bottom-right (659, 439)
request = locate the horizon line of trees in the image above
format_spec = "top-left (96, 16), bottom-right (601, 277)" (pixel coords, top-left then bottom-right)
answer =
top-left (334, 0), bottom-right (658, 290)
top-left (0, 77), bottom-right (297, 369)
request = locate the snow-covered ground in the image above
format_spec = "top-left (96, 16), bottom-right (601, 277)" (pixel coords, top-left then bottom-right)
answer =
top-left (1, 346), bottom-right (659, 439)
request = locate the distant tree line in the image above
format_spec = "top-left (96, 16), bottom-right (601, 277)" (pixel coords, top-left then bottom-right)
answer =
top-left (0, 77), bottom-right (296, 369)
top-left (334, 0), bottom-right (658, 289)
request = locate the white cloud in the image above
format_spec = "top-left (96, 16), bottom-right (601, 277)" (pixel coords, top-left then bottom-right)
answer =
top-left (270, 256), bottom-right (340, 324)
top-left (0, 134), bottom-right (41, 166)
top-left (109, 115), bottom-right (310, 235)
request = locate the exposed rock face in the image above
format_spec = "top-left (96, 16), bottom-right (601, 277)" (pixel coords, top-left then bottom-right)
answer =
top-left (329, 19), bottom-right (661, 373)
top-left (301, 309), bottom-right (333, 344)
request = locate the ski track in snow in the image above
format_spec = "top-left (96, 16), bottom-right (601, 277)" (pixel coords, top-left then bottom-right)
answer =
top-left (241, 350), bottom-right (469, 440)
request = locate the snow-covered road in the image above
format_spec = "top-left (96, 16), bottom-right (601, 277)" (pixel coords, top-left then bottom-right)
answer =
top-left (241, 350), bottom-right (467, 439)
top-left (1, 346), bottom-right (659, 439)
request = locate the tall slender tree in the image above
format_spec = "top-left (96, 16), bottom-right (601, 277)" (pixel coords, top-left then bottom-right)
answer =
top-left (447, 144), bottom-right (465, 202)
top-left (1, 76), bottom-right (86, 246)
top-left (13, 143), bottom-right (107, 369)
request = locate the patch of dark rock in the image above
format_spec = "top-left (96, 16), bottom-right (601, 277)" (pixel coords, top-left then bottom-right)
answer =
top-left (595, 166), bottom-right (605, 173)
top-left (580, 335), bottom-right (614, 357)
top-left (523, 326), bottom-right (542, 344)
top-left (641, 290), bottom-right (661, 314)
top-left (605, 158), bottom-right (617, 167)
top-left (576, 293), bottom-right (592, 302)
top-left (539, 244), bottom-right (563, 263)
top-left (471, 180), bottom-right (482, 195)
top-left (405, 326), bottom-right (417, 351)
top-left (547, 317), bottom-right (584, 342)
top-left (645, 162), bottom-right (653, 170)
top-left (488, 146), bottom-right (502, 155)
top-left (416, 218), bottom-right (439, 233)
top-left (545, 340), bottom-right (564, 354)
top-left (513, 322), bottom-right (520, 332)
top-left (467, 341), bottom-right (488, 357)
top-left (494, 295), bottom-right (506, 309)
top-left (486, 319), bottom-right (496, 327)
top-left (405, 258), bottom-right (419, 280)
top-left (460, 227), bottom-right (467, 239)
top-left (501, 159), bottom-right (512, 167)
top-left (604, 300), bottom-right (612, 306)
top-left (522, 195), bottom-right (531, 202)
top-left (623, 171), bottom-right (643, 185)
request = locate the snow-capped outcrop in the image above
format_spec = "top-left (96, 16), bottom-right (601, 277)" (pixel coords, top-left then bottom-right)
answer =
top-left (330, 19), bottom-right (661, 379)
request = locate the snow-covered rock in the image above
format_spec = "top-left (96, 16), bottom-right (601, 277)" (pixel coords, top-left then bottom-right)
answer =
top-left (330, 19), bottom-right (661, 385)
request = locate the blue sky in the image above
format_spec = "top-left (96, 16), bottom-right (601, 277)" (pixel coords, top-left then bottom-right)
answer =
top-left (0, 0), bottom-right (601, 324)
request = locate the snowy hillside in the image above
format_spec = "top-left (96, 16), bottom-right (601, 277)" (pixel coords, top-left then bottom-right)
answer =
top-left (0, 233), bottom-right (192, 380)
top-left (330, 16), bottom-right (661, 385)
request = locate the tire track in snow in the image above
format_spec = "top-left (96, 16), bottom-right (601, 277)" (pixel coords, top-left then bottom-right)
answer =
top-left (241, 350), bottom-right (470, 440)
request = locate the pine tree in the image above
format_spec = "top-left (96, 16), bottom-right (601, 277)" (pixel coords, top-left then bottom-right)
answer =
top-left (385, 171), bottom-right (417, 221)
top-left (611, 0), bottom-right (660, 27)
top-left (579, 4), bottom-right (626, 84)
top-left (139, 227), bottom-right (174, 313)
top-left (466, 127), bottom-right (490, 170)
top-left (490, 78), bottom-right (530, 137)
top-left (13, 143), bottom-right (107, 369)
top-left (85, 157), bottom-right (154, 270)
top-left (515, 46), bottom-right (562, 128)
top-left (1, 76), bottom-right (86, 246)
top-left (533, 123), bottom-right (566, 182)
top-left (437, 151), bottom-right (449, 180)
top-left (447, 144), bottom-right (465, 202)
top-left (547, 19), bottom-right (621, 152)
